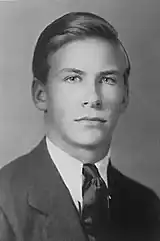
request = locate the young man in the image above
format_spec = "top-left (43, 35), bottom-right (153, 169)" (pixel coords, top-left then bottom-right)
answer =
top-left (0, 12), bottom-right (159, 241)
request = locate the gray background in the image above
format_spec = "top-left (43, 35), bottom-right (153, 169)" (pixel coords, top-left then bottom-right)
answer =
top-left (1, 0), bottom-right (160, 196)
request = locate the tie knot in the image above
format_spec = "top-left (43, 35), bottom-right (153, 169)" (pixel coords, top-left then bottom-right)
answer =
top-left (82, 164), bottom-right (105, 197)
top-left (82, 163), bottom-right (101, 181)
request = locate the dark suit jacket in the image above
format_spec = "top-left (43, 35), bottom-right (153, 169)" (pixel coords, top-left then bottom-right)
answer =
top-left (0, 138), bottom-right (160, 241)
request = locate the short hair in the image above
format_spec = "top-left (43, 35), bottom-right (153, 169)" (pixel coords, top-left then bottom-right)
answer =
top-left (32, 12), bottom-right (131, 90)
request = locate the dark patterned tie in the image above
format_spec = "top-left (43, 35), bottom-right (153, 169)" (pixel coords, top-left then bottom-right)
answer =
top-left (82, 163), bottom-right (110, 240)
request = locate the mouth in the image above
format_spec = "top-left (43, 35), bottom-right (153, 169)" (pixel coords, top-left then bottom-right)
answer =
top-left (75, 117), bottom-right (107, 123)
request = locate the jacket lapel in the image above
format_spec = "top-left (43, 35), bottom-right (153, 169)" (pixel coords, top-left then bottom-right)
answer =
top-left (27, 138), bottom-right (87, 241)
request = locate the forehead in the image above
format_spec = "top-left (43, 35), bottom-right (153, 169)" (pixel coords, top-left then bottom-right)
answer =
top-left (48, 38), bottom-right (127, 75)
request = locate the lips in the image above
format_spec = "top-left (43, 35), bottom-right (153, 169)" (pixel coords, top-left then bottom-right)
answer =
top-left (75, 117), bottom-right (106, 123)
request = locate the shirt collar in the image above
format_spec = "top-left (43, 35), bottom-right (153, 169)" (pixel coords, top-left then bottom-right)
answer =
top-left (46, 137), bottom-right (110, 205)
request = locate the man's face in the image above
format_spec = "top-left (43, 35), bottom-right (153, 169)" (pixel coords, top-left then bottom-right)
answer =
top-left (45, 38), bottom-right (128, 148)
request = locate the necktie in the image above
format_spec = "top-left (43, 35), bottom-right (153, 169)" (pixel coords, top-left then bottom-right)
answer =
top-left (81, 163), bottom-right (110, 240)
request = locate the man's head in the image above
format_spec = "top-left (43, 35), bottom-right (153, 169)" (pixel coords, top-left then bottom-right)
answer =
top-left (32, 12), bottom-right (131, 162)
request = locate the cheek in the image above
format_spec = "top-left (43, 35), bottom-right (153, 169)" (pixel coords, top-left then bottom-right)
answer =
top-left (103, 87), bottom-right (124, 111)
top-left (47, 90), bottom-right (74, 123)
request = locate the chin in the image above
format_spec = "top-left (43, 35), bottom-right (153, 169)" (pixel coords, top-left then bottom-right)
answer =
top-left (70, 132), bottom-right (107, 148)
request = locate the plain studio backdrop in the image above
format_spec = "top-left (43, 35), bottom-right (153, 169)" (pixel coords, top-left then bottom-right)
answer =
top-left (0, 0), bottom-right (160, 197)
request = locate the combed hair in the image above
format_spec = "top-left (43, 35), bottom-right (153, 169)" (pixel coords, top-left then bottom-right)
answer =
top-left (32, 12), bottom-right (130, 89)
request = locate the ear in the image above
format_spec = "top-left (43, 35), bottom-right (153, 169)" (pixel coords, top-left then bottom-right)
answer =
top-left (31, 78), bottom-right (47, 112)
top-left (120, 87), bottom-right (129, 113)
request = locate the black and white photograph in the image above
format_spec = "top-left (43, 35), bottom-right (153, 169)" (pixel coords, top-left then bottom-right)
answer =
top-left (0, 0), bottom-right (160, 240)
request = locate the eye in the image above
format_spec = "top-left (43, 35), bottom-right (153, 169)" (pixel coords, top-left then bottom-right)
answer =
top-left (100, 76), bottom-right (117, 85)
top-left (64, 75), bottom-right (82, 83)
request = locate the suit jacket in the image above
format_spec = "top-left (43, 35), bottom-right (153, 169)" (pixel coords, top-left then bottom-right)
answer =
top-left (0, 138), bottom-right (160, 241)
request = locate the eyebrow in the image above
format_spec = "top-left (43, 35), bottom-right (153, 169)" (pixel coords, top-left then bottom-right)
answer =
top-left (57, 68), bottom-right (121, 76)
top-left (58, 68), bottom-right (85, 75)
top-left (99, 70), bottom-right (120, 76)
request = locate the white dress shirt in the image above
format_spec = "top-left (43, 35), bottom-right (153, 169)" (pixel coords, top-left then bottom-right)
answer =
top-left (46, 137), bottom-right (110, 210)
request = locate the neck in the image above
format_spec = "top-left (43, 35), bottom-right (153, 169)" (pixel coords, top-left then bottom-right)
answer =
top-left (46, 132), bottom-right (111, 164)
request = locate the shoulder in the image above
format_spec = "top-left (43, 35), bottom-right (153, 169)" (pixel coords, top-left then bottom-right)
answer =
top-left (0, 139), bottom-right (45, 204)
top-left (120, 170), bottom-right (159, 202)
top-left (114, 166), bottom-right (160, 221)
top-left (110, 163), bottom-right (159, 201)
top-left (0, 140), bottom-right (40, 181)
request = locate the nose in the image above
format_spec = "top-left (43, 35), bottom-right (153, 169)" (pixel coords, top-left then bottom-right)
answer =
top-left (82, 82), bottom-right (102, 109)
